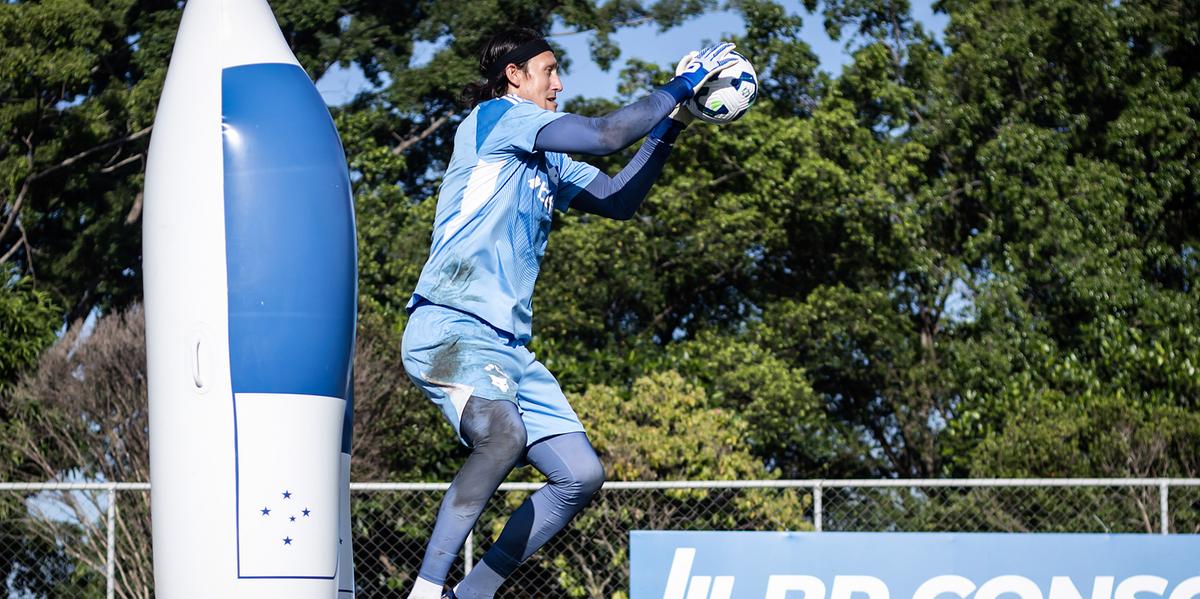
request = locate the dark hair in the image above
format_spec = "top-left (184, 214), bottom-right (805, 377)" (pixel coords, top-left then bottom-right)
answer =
top-left (462, 27), bottom-right (546, 107)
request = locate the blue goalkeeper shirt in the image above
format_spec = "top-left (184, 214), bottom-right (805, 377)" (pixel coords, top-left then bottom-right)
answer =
top-left (408, 95), bottom-right (601, 342)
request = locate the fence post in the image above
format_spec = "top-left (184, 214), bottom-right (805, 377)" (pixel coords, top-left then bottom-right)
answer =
top-left (107, 483), bottom-right (117, 599)
top-left (1160, 481), bottom-right (1169, 535)
top-left (464, 530), bottom-right (474, 576)
top-left (814, 482), bottom-right (823, 532)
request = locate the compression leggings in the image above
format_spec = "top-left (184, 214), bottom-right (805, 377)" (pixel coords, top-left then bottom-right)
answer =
top-left (417, 397), bottom-right (605, 595)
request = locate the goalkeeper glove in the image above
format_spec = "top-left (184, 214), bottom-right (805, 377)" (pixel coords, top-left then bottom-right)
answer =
top-left (671, 42), bottom-right (737, 97)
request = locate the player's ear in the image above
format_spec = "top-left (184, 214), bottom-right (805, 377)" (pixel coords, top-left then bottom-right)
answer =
top-left (504, 63), bottom-right (523, 88)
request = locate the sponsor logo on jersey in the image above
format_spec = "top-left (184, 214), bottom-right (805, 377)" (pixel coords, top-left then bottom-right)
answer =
top-left (528, 175), bottom-right (554, 212)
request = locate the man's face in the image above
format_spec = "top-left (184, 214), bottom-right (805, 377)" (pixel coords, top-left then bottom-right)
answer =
top-left (507, 50), bottom-right (562, 111)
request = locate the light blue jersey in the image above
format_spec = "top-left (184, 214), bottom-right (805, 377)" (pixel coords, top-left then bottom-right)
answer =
top-left (408, 95), bottom-right (600, 342)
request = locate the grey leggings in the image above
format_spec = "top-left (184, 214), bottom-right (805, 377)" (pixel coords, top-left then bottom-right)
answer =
top-left (417, 397), bottom-right (605, 586)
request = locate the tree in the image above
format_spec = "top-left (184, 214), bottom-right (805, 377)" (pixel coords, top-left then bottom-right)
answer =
top-left (0, 0), bottom-right (717, 320)
top-left (0, 277), bottom-right (64, 596)
top-left (0, 279), bottom-right (59, 398)
top-left (3, 307), bottom-right (150, 598)
top-left (4, 1), bottom-right (1200, 592)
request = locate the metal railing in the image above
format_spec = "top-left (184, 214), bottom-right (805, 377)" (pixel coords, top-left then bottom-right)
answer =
top-left (3, 479), bottom-right (1198, 598)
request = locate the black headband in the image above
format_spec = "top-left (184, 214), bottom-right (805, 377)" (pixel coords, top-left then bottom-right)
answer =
top-left (485, 39), bottom-right (553, 79)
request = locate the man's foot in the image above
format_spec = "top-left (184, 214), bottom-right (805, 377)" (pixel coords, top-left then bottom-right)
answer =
top-left (442, 587), bottom-right (457, 599)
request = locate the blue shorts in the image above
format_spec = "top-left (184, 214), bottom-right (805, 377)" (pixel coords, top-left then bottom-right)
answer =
top-left (401, 303), bottom-right (585, 446)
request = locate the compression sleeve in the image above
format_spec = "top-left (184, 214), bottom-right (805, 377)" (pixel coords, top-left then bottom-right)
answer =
top-left (534, 78), bottom-right (692, 156)
top-left (567, 118), bottom-right (686, 220)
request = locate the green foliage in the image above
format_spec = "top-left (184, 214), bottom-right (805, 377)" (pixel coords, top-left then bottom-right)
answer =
top-left (0, 277), bottom-right (60, 593)
top-left (669, 332), bottom-right (841, 476)
top-left (3, 0), bottom-right (1196, 483)
top-left (577, 371), bottom-right (766, 479)
top-left (3, 0), bottom-right (1200, 592)
top-left (0, 0), bottom-right (717, 318)
top-left (0, 279), bottom-right (59, 400)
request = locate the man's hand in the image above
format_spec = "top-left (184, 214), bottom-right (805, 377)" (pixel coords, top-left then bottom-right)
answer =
top-left (672, 42), bottom-right (737, 97)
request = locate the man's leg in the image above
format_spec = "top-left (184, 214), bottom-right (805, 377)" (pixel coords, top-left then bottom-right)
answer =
top-left (408, 398), bottom-right (527, 599)
top-left (454, 432), bottom-right (605, 599)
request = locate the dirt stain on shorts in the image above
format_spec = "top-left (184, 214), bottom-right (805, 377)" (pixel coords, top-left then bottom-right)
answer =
top-left (427, 337), bottom-right (464, 383)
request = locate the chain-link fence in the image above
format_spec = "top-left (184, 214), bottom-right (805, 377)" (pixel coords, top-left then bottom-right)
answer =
top-left (2, 479), bottom-right (1198, 598)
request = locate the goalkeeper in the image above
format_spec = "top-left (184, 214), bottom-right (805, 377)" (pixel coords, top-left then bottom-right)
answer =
top-left (401, 27), bottom-right (735, 599)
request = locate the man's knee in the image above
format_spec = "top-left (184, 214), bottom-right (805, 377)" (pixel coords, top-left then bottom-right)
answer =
top-left (571, 454), bottom-right (605, 501)
top-left (461, 397), bottom-right (527, 460)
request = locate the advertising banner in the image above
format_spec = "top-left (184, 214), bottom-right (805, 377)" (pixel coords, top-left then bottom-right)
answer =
top-left (630, 531), bottom-right (1200, 599)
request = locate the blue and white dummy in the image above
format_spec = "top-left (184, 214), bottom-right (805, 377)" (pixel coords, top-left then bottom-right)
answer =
top-left (143, 0), bottom-right (357, 596)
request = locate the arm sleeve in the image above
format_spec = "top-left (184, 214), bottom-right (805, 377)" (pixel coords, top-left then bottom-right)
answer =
top-left (534, 78), bottom-right (692, 156)
top-left (552, 153), bottom-right (601, 210)
top-left (563, 118), bottom-right (686, 220)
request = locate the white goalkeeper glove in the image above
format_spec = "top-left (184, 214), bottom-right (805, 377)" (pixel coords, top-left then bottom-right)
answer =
top-left (672, 42), bottom-right (737, 96)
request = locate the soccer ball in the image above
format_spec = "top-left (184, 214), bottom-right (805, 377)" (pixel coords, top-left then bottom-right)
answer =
top-left (687, 52), bottom-right (759, 124)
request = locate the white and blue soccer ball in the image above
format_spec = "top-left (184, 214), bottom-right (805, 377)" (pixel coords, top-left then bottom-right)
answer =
top-left (688, 51), bottom-right (759, 124)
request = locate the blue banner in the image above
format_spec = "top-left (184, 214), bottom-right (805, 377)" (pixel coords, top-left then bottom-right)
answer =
top-left (630, 532), bottom-right (1200, 599)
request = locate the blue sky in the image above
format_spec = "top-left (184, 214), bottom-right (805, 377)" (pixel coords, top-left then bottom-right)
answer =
top-left (315, 0), bottom-right (948, 105)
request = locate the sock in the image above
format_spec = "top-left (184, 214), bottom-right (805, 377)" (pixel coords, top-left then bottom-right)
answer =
top-left (454, 558), bottom-right (507, 599)
top-left (408, 576), bottom-right (445, 599)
